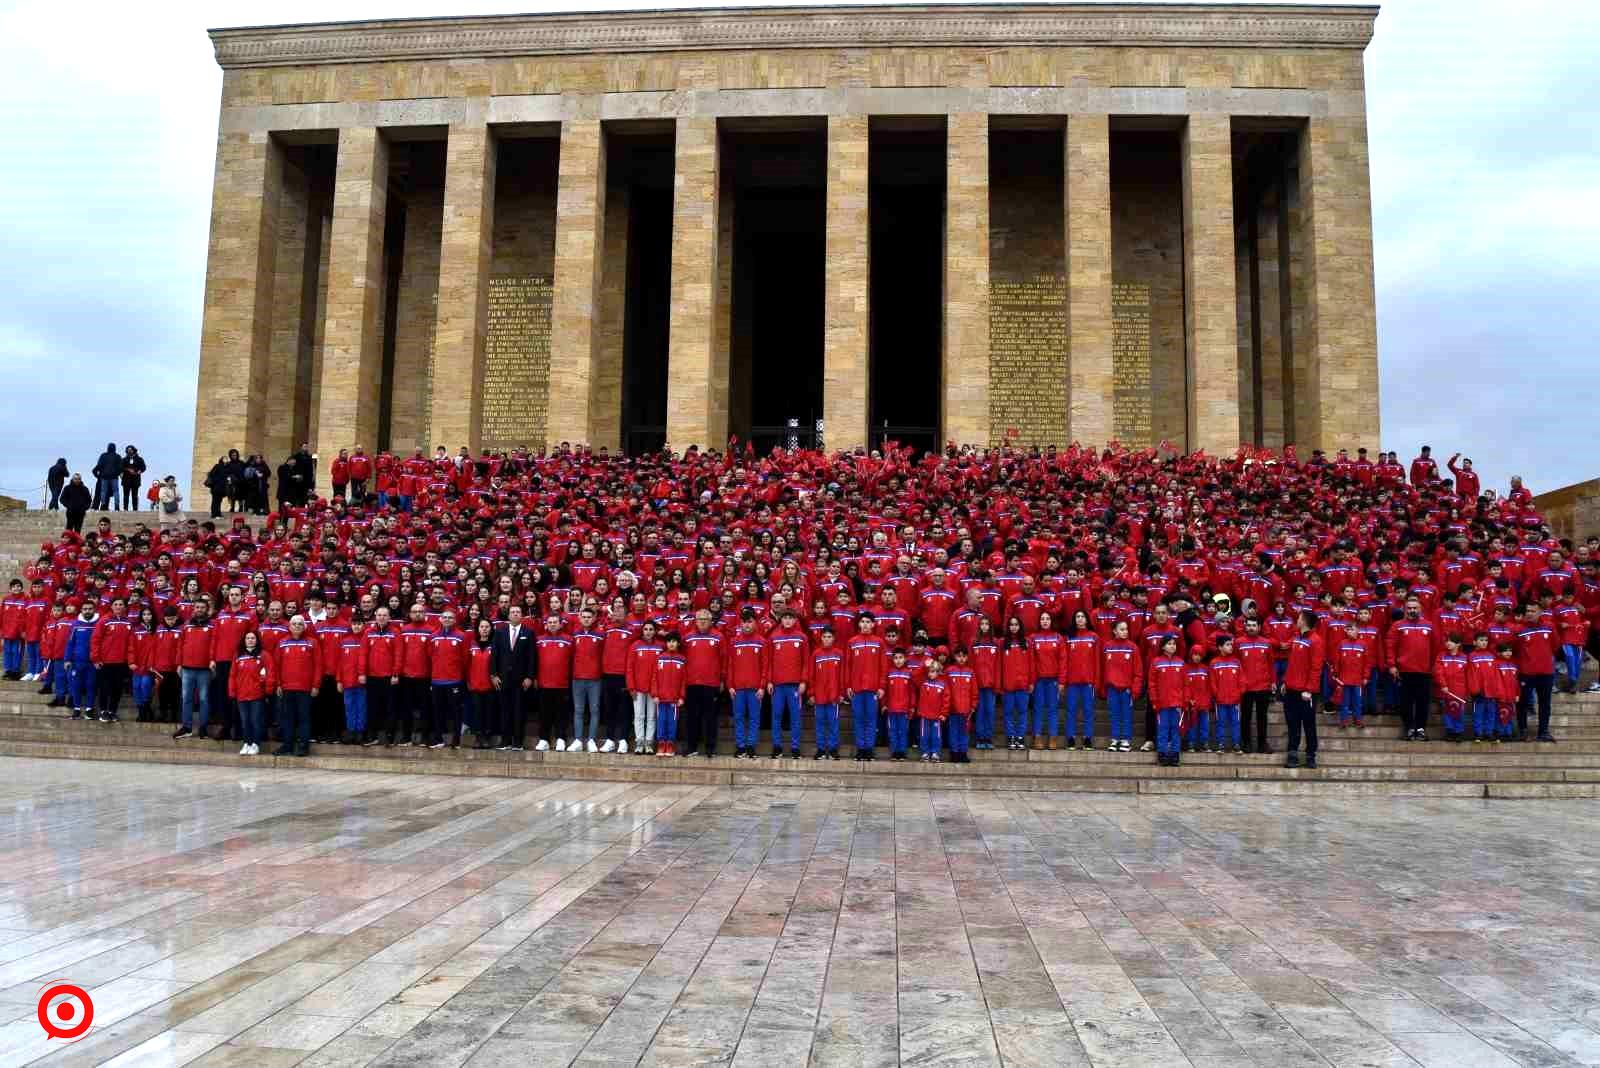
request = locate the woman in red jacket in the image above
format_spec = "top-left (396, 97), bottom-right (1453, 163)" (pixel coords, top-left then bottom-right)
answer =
top-left (1099, 619), bottom-right (1142, 752)
top-left (1062, 610), bottom-right (1101, 750)
top-left (467, 619), bottom-right (496, 748)
top-left (1000, 616), bottom-right (1032, 751)
top-left (229, 631), bottom-right (273, 756)
top-left (1026, 610), bottom-right (1064, 749)
top-left (970, 617), bottom-right (999, 750)
top-left (130, 606), bottom-right (159, 722)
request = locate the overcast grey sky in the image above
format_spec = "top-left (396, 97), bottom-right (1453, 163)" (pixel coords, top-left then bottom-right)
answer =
top-left (0, 0), bottom-right (1595, 504)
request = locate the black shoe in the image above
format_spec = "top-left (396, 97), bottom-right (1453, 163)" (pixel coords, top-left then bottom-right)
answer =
top-left (771, 747), bottom-right (782, 760)
top-left (1539, 735), bottom-right (1558, 744)
top-left (172, 727), bottom-right (191, 739)
top-left (1284, 752), bottom-right (1300, 768)
top-left (815, 750), bottom-right (825, 760)
top-left (865, 749), bottom-right (876, 761)
top-left (295, 744), bottom-right (309, 757)
top-left (37, 685), bottom-right (53, 695)
top-left (1306, 754), bottom-right (1318, 769)
top-left (47, 697), bottom-right (64, 707)
top-left (273, 744), bottom-right (293, 756)
top-left (790, 750), bottom-right (801, 759)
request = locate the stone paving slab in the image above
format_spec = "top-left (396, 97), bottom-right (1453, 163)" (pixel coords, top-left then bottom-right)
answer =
top-left (3, 758), bottom-right (1600, 1066)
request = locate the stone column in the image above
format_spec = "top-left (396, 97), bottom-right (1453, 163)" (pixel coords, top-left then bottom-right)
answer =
top-left (666, 117), bottom-right (724, 451)
top-left (1065, 114), bottom-right (1113, 448)
top-left (1180, 115), bottom-right (1240, 456)
top-left (944, 112), bottom-right (990, 446)
top-left (263, 153), bottom-right (309, 469)
top-left (191, 131), bottom-right (282, 502)
top-left (315, 126), bottom-right (389, 463)
top-left (548, 119), bottom-right (607, 448)
top-left (823, 114), bottom-right (870, 453)
top-left (428, 121), bottom-right (496, 453)
top-left (592, 174), bottom-right (630, 453)
top-left (1298, 115), bottom-right (1380, 455)
top-left (1256, 181), bottom-right (1287, 449)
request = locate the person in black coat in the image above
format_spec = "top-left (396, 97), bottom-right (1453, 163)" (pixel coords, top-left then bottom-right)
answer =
top-left (120, 446), bottom-right (147, 510)
top-left (277, 457), bottom-right (298, 510)
top-left (223, 449), bottom-right (246, 512)
top-left (290, 447), bottom-right (316, 506)
top-left (489, 605), bottom-right (536, 749)
top-left (60, 474), bottom-right (91, 532)
top-left (204, 456), bottom-right (229, 519)
top-left (91, 443), bottom-right (121, 510)
top-left (46, 459), bottom-right (68, 510)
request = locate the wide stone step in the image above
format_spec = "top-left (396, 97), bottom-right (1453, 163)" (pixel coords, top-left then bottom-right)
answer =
top-left (0, 735), bottom-right (1580, 797)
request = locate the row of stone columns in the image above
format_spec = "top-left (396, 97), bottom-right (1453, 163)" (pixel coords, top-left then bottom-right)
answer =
top-left (192, 109), bottom-right (1376, 498)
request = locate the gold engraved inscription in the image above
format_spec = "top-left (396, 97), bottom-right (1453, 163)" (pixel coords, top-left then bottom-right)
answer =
top-left (1112, 282), bottom-right (1152, 447)
top-left (482, 275), bottom-right (552, 451)
top-left (988, 273), bottom-right (1067, 445)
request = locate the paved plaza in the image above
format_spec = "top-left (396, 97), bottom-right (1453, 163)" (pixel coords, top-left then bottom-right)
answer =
top-left (0, 759), bottom-right (1598, 1067)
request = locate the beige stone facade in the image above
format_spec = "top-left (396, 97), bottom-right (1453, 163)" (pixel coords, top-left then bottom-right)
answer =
top-left (192, 3), bottom-right (1382, 498)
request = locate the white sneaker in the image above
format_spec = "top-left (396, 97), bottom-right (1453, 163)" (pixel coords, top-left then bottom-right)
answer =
top-left (586, 739), bottom-right (598, 753)
top-left (535, 739), bottom-right (549, 751)
top-left (1139, 740), bottom-right (1155, 752)
top-left (600, 739), bottom-right (615, 753)
top-left (239, 743), bottom-right (250, 755)
top-left (618, 740), bottom-right (629, 754)
top-left (555, 739), bottom-right (567, 752)
top-left (250, 743), bottom-right (260, 755)
top-left (21, 673), bottom-right (34, 683)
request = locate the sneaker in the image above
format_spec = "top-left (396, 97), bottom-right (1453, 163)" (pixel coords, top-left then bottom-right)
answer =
top-left (586, 739), bottom-right (598, 753)
top-left (364, 736), bottom-right (382, 747)
top-left (618, 741), bottom-right (629, 754)
top-left (1066, 738), bottom-right (1078, 751)
top-left (536, 739), bottom-right (549, 751)
top-left (1139, 740), bottom-right (1155, 752)
top-left (555, 739), bottom-right (567, 752)
top-left (1585, 682), bottom-right (1600, 693)
top-left (1284, 752), bottom-right (1300, 768)
top-left (601, 739), bottom-right (615, 753)
top-left (429, 741), bottom-right (446, 749)
top-left (1306, 755), bottom-right (1318, 769)
top-left (771, 747), bottom-right (782, 760)
top-left (173, 727), bottom-right (191, 739)
top-left (1539, 735), bottom-right (1558, 744)
top-left (239, 743), bottom-right (250, 755)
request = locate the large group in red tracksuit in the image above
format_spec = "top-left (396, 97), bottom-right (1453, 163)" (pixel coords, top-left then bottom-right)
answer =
top-left (4, 441), bottom-right (1595, 769)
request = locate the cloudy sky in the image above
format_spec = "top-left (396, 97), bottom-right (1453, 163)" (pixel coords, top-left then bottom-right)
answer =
top-left (0, 0), bottom-right (1595, 503)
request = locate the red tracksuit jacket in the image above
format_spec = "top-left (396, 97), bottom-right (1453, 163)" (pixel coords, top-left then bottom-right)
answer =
top-left (536, 633), bottom-right (574, 689)
top-left (727, 634), bottom-right (770, 691)
top-left (1062, 633), bottom-right (1101, 687)
top-left (883, 667), bottom-right (915, 714)
top-left (274, 637), bottom-right (321, 693)
top-left (652, 652), bottom-right (687, 704)
top-left (1210, 656), bottom-right (1245, 705)
top-left (1284, 632), bottom-right (1326, 693)
top-left (1099, 640), bottom-right (1144, 696)
top-left (626, 640), bottom-right (662, 693)
top-left (768, 628), bottom-right (810, 685)
top-left (809, 648), bottom-right (845, 705)
top-left (945, 665), bottom-right (976, 715)
top-left (917, 677), bottom-right (950, 722)
top-left (229, 652), bottom-right (274, 701)
top-left (1148, 656), bottom-right (1186, 711)
top-left (846, 633), bottom-right (886, 693)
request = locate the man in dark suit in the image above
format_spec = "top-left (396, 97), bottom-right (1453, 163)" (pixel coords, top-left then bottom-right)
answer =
top-left (491, 604), bottom-right (536, 749)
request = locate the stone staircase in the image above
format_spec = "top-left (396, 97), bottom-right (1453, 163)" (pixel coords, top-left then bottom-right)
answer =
top-left (3, 675), bottom-right (1597, 796)
top-left (0, 508), bottom-right (215, 583)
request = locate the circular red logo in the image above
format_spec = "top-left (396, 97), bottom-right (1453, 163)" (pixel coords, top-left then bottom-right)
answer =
top-left (37, 983), bottom-right (93, 1040)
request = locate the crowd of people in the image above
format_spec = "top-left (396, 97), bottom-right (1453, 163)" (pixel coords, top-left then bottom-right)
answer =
top-left (2, 440), bottom-right (1596, 769)
top-left (45, 443), bottom-right (167, 532)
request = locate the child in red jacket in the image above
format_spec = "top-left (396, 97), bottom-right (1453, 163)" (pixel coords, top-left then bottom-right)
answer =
top-left (336, 616), bottom-right (370, 744)
top-left (1181, 644), bottom-right (1213, 753)
top-left (999, 618), bottom-right (1032, 751)
top-left (883, 647), bottom-right (916, 760)
top-left (945, 646), bottom-right (976, 764)
top-left (1332, 618), bottom-right (1370, 728)
top-left (917, 658), bottom-right (950, 762)
top-left (1490, 642), bottom-right (1521, 742)
top-left (1467, 632), bottom-right (1498, 743)
top-left (1209, 635), bottom-right (1245, 754)
top-left (1433, 634), bottom-right (1470, 742)
top-left (1148, 636), bottom-right (1186, 766)
top-left (808, 628), bottom-right (845, 761)
top-left (652, 633), bottom-right (687, 757)
top-left (1099, 619), bottom-right (1143, 753)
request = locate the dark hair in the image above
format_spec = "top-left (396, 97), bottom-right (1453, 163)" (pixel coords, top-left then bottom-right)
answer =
top-left (237, 631), bottom-right (261, 656)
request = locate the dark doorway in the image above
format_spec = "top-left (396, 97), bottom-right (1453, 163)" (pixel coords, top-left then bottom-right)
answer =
top-left (869, 122), bottom-right (945, 454)
top-left (725, 127), bottom-right (826, 452)
top-left (613, 132), bottom-right (675, 455)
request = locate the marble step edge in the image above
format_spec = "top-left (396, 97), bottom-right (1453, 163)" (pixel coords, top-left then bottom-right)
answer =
top-left (0, 734), bottom-right (1592, 783)
top-left (0, 740), bottom-right (1545, 796)
top-left (1, 723), bottom-right (1597, 770)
